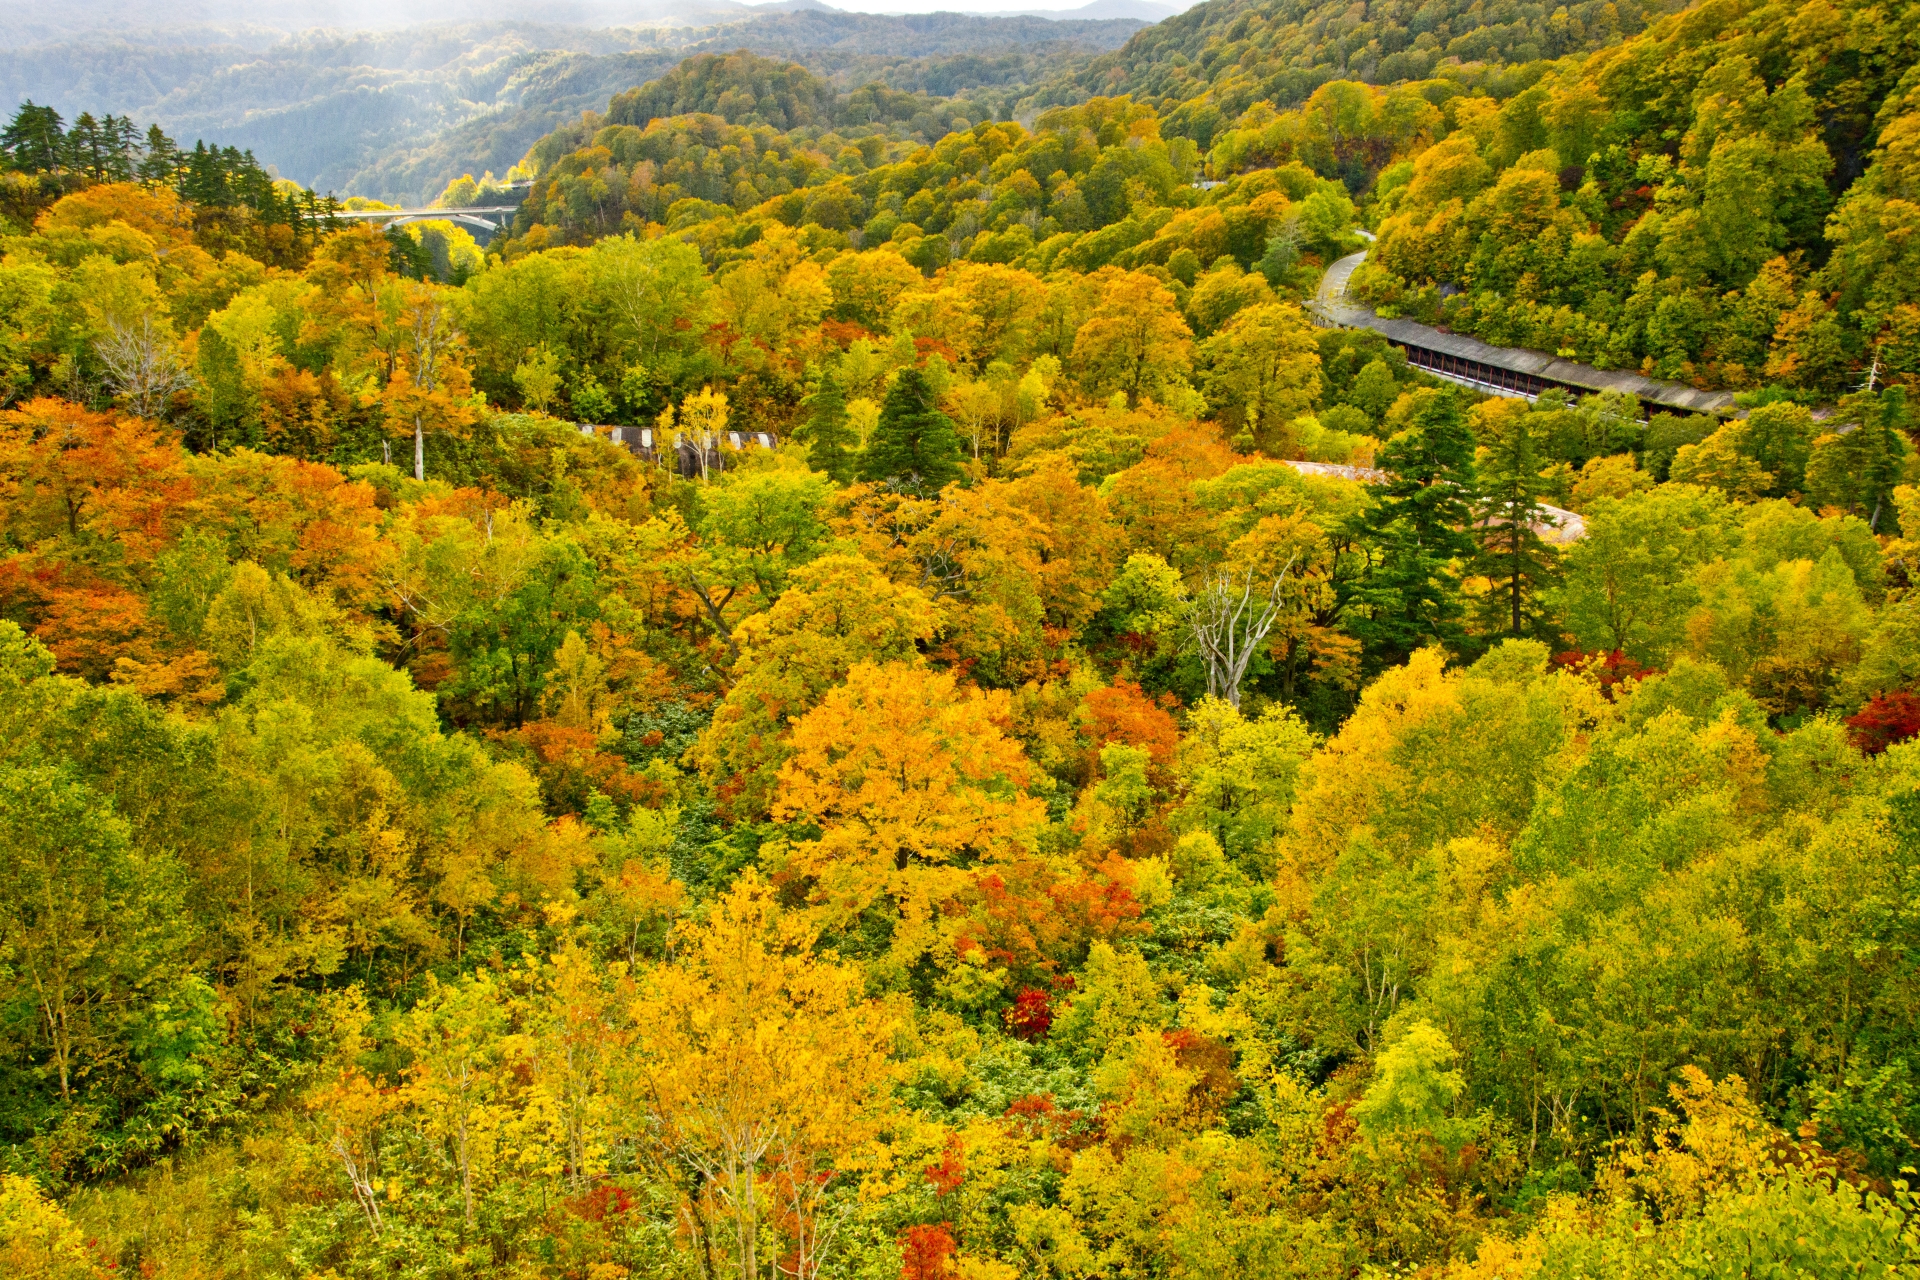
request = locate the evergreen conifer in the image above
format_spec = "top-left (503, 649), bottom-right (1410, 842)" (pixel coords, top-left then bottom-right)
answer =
top-left (805, 371), bottom-right (856, 483)
top-left (857, 366), bottom-right (963, 491)
top-left (1342, 387), bottom-right (1477, 667)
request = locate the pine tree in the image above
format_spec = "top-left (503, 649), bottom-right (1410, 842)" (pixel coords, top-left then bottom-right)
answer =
top-left (179, 141), bottom-right (225, 205)
top-left (2, 101), bottom-right (65, 173)
top-left (386, 226), bottom-right (435, 281)
top-left (1807, 384), bottom-right (1913, 533)
top-left (104, 115), bottom-right (140, 181)
top-left (805, 371), bottom-right (855, 483)
top-left (137, 124), bottom-right (180, 186)
top-left (1470, 403), bottom-right (1559, 639)
top-left (857, 366), bottom-right (963, 491)
top-left (1342, 387), bottom-right (1477, 667)
top-left (66, 112), bottom-right (111, 181)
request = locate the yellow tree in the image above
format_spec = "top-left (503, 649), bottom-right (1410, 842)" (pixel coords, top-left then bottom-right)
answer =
top-left (308, 986), bottom-right (399, 1238)
top-left (300, 224), bottom-right (394, 380)
top-left (1070, 269), bottom-right (1194, 407)
top-left (692, 553), bottom-right (938, 821)
top-left (947, 378), bottom-right (1006, 462)
top-left (395, 971), bottom-right (510, 1227)
top-left (773, 661), bottom-right (1048, 968)
top-left (679, 386), bottom-right (730, 482)
top-left (627, 874), bottom-right (899, 1280)
top-left (1196, 302), bottom-right (1323, 455)
top-left (381, 279), bottom-right (476, 481)
top-left (514, 933), bottom-right (633, 1197)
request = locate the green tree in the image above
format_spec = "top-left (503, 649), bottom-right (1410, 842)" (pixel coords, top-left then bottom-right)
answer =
top-left (680, 469), bottom-right (833, 658)
top-left (1806, 386), bottom-right (1912, 533)
top-left (1556, 484), bottom-right (1735, 663)
top-left (1740, 401), bottom-right (1817, 497)
top-left (1471, 401), bottom-right (1559, 639)
top-left (857, 366), bottom-right (963, 491)
top-left (1344, 388), bottom-right (1477, 666)
top-left (1354, 1019), bottom-right (1464, 1140)
top-left (804, 370), bottom-right (855, 484)
top-left (1, 102), bottom-right (64, 173)
top-left (1196, 302), bottom-right (1322, 455)
top-left (136, 124), bottom-right (180, 185)
top-left (0, 763), bottom-right (182, 1103)
top-left (446, 536), bottom-right (601, 727)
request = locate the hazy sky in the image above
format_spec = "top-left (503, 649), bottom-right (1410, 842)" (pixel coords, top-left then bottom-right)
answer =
top-left (0, 0), bottom-right (1200, 47)
top-left (744, 0), bottom-right (1199, 12)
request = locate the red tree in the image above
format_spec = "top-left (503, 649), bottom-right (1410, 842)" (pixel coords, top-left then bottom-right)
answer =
top-left (898, 1223), bottom-right (956, 1280)
top-left (1845, 690), bottom-right (1920, 755)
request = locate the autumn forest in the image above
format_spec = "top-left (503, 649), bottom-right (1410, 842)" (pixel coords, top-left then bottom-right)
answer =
top-left (3, 0), bottom-right (1920, 1275)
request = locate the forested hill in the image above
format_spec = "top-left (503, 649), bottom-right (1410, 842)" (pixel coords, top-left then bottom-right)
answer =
top-left (496, 0), bottom-right (1919, 396)
top-left (1033, 0), bottom-right (1682, 140)
top-left (2, 0), bottom-right (1920, 1273)
top-left (0, 12), bottom-right (1146, 203)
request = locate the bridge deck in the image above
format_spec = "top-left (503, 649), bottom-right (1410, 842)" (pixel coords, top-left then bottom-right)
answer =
top-left (1313, 250), bottom-right (1736, 417)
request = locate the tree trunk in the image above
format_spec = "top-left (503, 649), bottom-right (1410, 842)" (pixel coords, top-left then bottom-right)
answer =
top-left (414, 416), bottom-right (426, 483)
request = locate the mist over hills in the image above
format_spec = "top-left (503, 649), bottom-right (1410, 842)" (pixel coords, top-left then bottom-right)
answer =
top-left (0, 6), bottom-right (1148, 201)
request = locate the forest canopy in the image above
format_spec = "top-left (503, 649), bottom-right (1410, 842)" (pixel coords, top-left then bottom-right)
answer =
top-left (1, 0), bottom-right (1920, 1276)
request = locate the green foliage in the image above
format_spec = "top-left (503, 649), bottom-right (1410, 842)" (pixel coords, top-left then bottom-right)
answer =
top-left (1344, 387), bottom-right (1478, 666)
top-left (804, 370), bottom-right (855, 483)
top-left (12, 10), bottom-right (1920, 1275)
top-left (858, 365), bottom-right (964, 489)
top-left (1353, 1019), bottom-right (1464, 1140)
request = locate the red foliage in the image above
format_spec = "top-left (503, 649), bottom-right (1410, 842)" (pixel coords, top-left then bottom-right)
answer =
top-left (1551, 648), bottom-right (1655, 699)
top-left (1004, 987), bottom-right (1055, 1040)
top-left (1846, 690), bottom-right (1920, 755)
top-left (911, 335), bottom-right (962, 366)
top-left (924, 1132), bottom-right (965, 1195)
top-left (567, 1184), bottom-right (635, 1221)
top-left (898, 1223), bottom-right (957, 1280)
top-left (1161, 1028), bottom-right (1241, 1121)
top-left (1000, 1092), bottom-right (1103, 1150)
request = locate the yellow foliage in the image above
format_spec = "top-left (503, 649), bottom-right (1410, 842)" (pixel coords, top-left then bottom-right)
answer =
top-left (0, 1175), bottom-right (103, 1280)
top-left (774, 661), bottom-right (1047, 967)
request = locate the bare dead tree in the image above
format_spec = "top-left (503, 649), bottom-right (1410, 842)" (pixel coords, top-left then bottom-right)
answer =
top-left (94, 315), bottom-right (193, 419)
top-left (1190, 557), bottom-right (1298, 708)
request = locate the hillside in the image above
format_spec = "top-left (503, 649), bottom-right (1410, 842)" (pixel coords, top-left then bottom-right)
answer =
top-left (0, 12), bottom-right (1146, 201)
top-left (1036, 0), bottom-right (1683, 142)
top-left (1, 0), bottom-right (1920, 1275)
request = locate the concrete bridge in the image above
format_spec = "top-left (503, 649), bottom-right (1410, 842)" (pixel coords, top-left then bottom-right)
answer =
top-left (325, 205), bottom-right (521, 238)
top-left (1312, 246), bottom-right (1737, 417)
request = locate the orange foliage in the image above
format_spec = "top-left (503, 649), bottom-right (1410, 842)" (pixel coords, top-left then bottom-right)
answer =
top-left (898, 1223), bottom-right (957, 1280)
top-left (491, 722), bottom-right (664, 817)
top-left (775, 662), bottom-right (1047, 960)
top-left (0, 398), bottom-right (190, 557)
top-left (1003, 458), bottom-right (1122, 631)
top-left (960, 855), bottom-right (1143, 984)
top-left (1103, 420), bottom-right (1237, 570)
top-left (258, 367), bottom-right (363, 459)
top-left (38, 182), bottom-right (195, 246)
top-left (183, 451), bottom-right (387, 606)
top-left (35, 584), bottom-right (153, 681)
top-left (1078, 680), bottom-right (1181, 781)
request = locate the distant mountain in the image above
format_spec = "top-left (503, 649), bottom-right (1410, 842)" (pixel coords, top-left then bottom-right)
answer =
top-left (1009, 1), bottom-right (1180, 20)
top-left (0, 10), bottom-right (1143, 201)
top-left (352, 14), bottom-right (1144, 201)
top-left (0, 1), bottom-right (749, 45)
